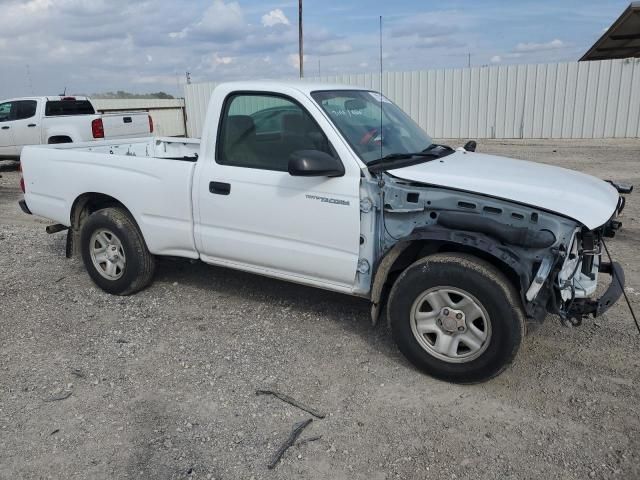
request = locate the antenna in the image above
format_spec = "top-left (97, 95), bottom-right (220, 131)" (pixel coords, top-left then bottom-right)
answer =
top-left (298, 0), bottom-right (304, 78)
top-left (379, 15), bottom-right (383, 162)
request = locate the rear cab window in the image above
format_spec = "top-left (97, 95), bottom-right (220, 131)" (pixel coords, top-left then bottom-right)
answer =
top-left (45, 99), bottom-right (95, 116)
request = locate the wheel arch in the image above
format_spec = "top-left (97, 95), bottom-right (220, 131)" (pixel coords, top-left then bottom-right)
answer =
top-left (47, 135), bottom-right (73, 144)
top-left (67, 192), bottom-right (140, 258)
top-left (370, 229), bottom-right (530, 326)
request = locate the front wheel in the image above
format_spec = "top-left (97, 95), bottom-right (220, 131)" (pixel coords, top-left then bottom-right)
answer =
top-left (80, 207), bottom-right (155, 295)
top-left (388, 253), bottom-right (525, 384)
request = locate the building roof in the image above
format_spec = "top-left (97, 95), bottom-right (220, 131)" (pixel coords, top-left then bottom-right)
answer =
top-left (580, 2), bottom-right (640, 61)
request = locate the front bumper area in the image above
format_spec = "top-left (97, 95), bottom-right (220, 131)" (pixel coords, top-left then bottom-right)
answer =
top-left (567, 261), bottom-right (625, 319)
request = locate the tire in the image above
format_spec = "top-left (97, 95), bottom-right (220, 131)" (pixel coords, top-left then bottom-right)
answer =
top-left (80, 207), bottom-right (155, 295)
top-left (388, 253), bottom-right (525, 384)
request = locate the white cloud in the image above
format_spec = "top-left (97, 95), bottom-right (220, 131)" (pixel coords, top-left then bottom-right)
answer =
top-left (23, 0), bottom-right (52, 14)
top-left (188, 0), bottom-right (246, 40)
top-left (490, 55), bottom-right (502, 63)
top-left (211, 53), bottom-right (233, 65)
top-left (261, 8), bottom-right (290, 27)
top-left (514, 38), bottom-right (565, 53)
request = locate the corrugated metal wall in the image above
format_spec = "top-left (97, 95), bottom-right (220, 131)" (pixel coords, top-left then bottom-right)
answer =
top-left (93, 98), bottom-right (186, 137)
top-left (183, 84), bottom-right (215, 138)
top-left (183, 58), bottom-right (640, 139)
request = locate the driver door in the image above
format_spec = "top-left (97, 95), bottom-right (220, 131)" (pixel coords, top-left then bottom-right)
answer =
top-left (195, 92), bottom-right (361, 291)
top-left (11, 100), bottom-right (40, 153)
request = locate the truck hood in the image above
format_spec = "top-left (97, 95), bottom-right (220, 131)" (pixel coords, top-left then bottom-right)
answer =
top-left (388, 150), bottom-right (619, 230)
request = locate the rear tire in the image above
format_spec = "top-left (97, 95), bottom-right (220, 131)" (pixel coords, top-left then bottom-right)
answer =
top-left (80, 207), bottom-right (155, 295)
top-left (388, 253), bottom-right (525, 384)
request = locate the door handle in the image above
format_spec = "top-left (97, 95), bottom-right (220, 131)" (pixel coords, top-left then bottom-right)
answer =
top-left (209, 181), bottom-right (231, 195)
top-left (28, 124), bottom-right (37, 127)
top-left (1, 126), bottom-right (9, 130)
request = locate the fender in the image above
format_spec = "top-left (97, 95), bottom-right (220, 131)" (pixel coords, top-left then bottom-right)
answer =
top-left (370, 225), bottom-right (533, 325)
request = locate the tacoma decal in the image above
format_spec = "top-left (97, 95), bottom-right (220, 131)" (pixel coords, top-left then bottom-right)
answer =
top-left (305, 194), bottom-right (350, 206)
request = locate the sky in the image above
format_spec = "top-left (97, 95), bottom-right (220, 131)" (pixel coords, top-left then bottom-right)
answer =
top-left (0, 0), bottom-right (631, 99)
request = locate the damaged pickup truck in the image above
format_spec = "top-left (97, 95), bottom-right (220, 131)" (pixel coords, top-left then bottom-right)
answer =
top-left (18, 82), bottom-right (632, 383)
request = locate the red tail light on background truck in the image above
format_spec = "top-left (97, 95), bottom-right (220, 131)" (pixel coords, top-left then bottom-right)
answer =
top-left (91, 118), bottom-right (104, 139)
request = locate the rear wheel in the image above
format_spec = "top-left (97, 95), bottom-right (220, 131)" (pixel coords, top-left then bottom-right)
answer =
top-left (388, 253), bottom-right (525, 384)
top-left (80, 207), bottom-right (155, 295)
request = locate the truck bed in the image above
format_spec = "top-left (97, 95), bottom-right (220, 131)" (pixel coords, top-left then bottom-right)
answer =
top-left (21, 137), bottom-right (202, 258)
top-left (39, 136), bottom-right (200, 159)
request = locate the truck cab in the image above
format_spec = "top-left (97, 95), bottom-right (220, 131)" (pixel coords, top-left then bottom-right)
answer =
top-left (0, 98), bottom-right (40, 158)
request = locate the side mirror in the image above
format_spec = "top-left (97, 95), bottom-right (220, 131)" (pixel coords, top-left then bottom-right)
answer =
top-left (288, 150), bottom-right (345, 177)
top-left (463, 140), bottom-right (477, 152)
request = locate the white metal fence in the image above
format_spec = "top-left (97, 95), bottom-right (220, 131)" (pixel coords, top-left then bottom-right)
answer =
top-left (184, 58), bottom-right (640, 140)
top-left (93, 99), bottom-right (186, 137)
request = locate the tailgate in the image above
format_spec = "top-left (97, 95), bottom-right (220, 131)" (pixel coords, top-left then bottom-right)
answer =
top-left (102, 113), bottom-right (151, 139)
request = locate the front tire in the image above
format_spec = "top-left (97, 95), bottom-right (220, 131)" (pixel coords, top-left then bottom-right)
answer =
top-left (388, 253), bottom-right (525, 384)
top-left (80, 207), bottom-right (155, 295)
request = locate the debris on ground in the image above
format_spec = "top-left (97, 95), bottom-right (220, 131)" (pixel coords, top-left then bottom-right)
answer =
top-left (296, 435), bottom-right (322, 446)
top-left (43, 391), bottom-right (72, 402)
top-left (256, 389), bottom-right (326, 419)
top-left (268, 418), bottom-right (313, 469)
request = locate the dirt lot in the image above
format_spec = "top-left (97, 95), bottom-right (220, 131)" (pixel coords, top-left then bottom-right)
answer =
top-left (1, 139), bottom-right (639, 480)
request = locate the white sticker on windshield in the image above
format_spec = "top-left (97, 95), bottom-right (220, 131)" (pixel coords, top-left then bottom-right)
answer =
top-left (369, 92), bottom-right (391, 103)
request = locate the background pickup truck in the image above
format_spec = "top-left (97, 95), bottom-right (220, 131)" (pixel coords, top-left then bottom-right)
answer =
top-left (18, 81), bottom-right (631, 383)
top-left (0, 96), bottom-right (153, 160)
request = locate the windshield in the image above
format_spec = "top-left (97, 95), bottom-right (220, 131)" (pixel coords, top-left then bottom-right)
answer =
top-left (311, 90), bottom-right (433, 164)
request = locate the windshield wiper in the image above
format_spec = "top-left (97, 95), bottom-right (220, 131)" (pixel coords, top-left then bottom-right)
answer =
top-left (367, 144), bottom-right (454, 172)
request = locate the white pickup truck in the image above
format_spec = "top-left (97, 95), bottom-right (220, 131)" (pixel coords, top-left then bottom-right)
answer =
top-left (19, 81), bottom-right (631, 383)
top-left (0, 96), bottom-right (153, 159)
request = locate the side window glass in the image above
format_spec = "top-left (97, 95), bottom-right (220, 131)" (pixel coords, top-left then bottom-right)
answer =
top-left (0, 102), bottom-right (12, 122)
top-left (217, 94), bottom-right (334, 171)
top-left (15, 100), bottom-right (37, 120)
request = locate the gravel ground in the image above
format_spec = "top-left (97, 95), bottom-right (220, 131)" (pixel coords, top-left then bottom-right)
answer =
top-left (1, 139), bottom-right (639, 480)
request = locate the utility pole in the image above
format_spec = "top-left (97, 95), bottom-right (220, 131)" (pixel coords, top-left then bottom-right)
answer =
top-left (298, 0), bottom-right (304, 78)
top-left (467, 53), bottom-right (471, 68)
top-left (185, 72), bottom-right (191, 85)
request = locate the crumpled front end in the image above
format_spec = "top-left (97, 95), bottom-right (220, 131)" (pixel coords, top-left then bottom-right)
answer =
top-left (373, 172), bottom-right (631, 327)
top-left (557, 188), bottom-right (629, 323)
